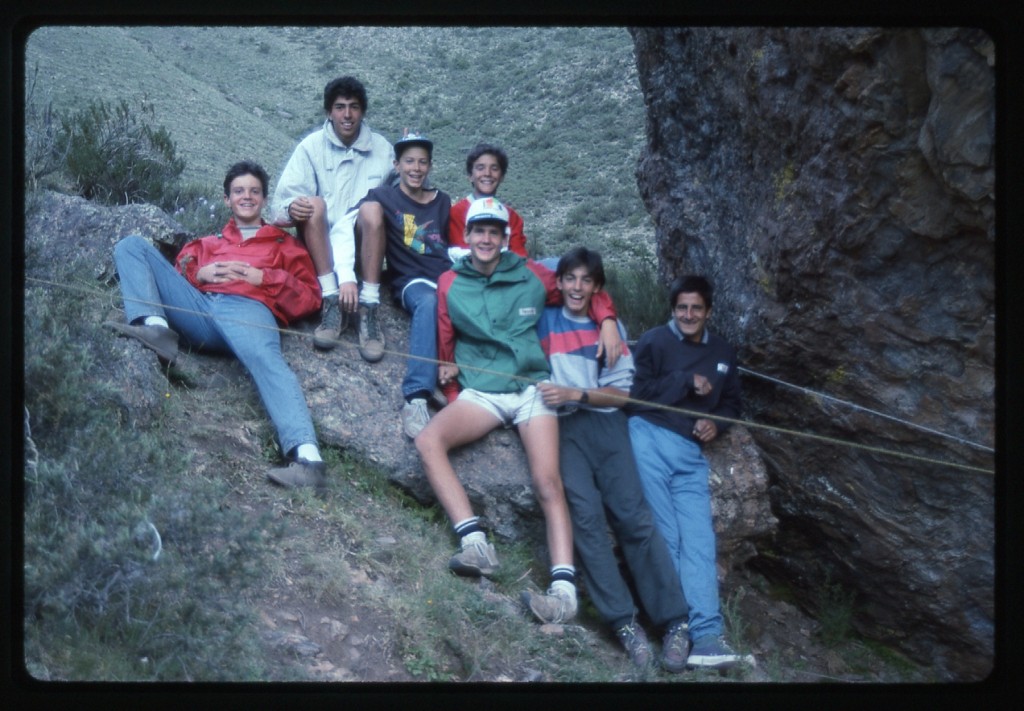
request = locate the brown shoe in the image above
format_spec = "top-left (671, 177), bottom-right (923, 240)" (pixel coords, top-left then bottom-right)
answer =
top-left (267, 459), bottom-right (327, 490)
top-left (357, 303), bottom-right (385, 362)
top-left (313, 295), bottom-right (346, 350)
top-left (105, 321), bottom-right (179, 364)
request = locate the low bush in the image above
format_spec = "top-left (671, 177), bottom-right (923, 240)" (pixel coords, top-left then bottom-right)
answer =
top-left (60, 97), bottom-right (186, 206)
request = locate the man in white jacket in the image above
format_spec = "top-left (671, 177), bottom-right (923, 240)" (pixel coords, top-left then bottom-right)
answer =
top-left (272, 76), bottom-right (394, 350)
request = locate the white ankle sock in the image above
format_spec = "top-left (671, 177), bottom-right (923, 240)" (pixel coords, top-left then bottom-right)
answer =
top-left (295, 443), bottom-right (322, 462)
top-left (359, 282), bottom-right (380, 305)
top-left (143, 316), bottom-right (169, 329)
top-left (318, 273), bottom-right (339, 298)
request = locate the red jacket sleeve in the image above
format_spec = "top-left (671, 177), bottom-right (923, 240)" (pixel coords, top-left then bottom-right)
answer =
top-left (436, 270), bottom-right (461, 401)
top-left (258, 240), bottom-right (322, 324)
top-left (448, 198), bottom-right (469, 248)
top-left (508, 208), bottom-right (528, 258)
top-left (175, 238), bottom-right (205, 286)
top-left (526, 259), bottom-right (617, 323)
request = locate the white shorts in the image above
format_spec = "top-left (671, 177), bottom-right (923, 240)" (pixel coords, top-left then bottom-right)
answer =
top-left (457, 384), bottom-right (557, 427)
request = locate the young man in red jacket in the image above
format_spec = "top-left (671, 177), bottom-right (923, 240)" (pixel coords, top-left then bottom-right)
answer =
top-left (107, 161), bottom-right (328, 489)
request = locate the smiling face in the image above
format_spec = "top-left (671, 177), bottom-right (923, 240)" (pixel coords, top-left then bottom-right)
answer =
top-left (673, 291), bottom-right (710, 343)
top-left (395, 146), bottom-right (432, 195)
top-left (223, 173), bottom-right (265, 227)
top-left (468, 152), bottom-right (505, 197)
top-left (465, 221), bottom-right (508, 273)
top-left (557, 265), bottom-right (600, 317)
top-left (327, 96), bottom-right (364, 145)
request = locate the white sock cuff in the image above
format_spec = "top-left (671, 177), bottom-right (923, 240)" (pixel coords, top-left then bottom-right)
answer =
top-left (143, 316), bottom-right (169, 329)
top-left (295, 443), bottom-right (322, 462)
top-left (318, 273), bottom-right (340, 297)
top-left (359, 282), bottom-right (381, 305)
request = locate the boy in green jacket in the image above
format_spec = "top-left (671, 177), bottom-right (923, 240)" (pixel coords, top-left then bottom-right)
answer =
top-left (415, 197), bottom-right (622, 624)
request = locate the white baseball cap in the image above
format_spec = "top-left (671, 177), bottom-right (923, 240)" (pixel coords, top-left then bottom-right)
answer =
top-left (465, 196), bottom-right (510, 226)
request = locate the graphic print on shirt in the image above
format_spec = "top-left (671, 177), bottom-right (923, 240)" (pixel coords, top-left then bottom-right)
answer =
top-left (400, 212), bottom-right (442, 255)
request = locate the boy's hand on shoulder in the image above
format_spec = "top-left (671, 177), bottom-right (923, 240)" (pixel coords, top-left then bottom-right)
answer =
top-left (596, 318), bottom-right (623, 367)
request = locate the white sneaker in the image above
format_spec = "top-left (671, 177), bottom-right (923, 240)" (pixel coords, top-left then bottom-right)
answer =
top-left (401, 398), bottom-right (430, 438)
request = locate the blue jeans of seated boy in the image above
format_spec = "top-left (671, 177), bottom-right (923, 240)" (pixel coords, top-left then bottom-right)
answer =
top-left (113, 235), bottom-right (317, 456)
top-left (399, 280), bottom-right (438, 401)
top-left (628, 415), bottom-right (724, 642)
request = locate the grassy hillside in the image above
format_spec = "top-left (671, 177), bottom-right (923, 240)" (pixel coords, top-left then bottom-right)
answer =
top-left (25, 25), bottom-right (654, 265)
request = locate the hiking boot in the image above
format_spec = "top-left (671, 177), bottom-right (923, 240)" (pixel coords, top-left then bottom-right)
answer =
top-left (266, 458), bottom-right (327, 491)
top-left (357, 303), bottom-right (385, 362)
top-left (615, 622), bottom-right (653, 668)
top-left (448, 539), bottom-right (500, 578)
top-left (521, 586), bottom-right (578, 624)
top-left (401, 398), bottom-right (430, 439)
top-left (313, 295), bottom-right (346, 350)
top-left (686, 634), bottom-right (745, 670)
top-left (661, 621), bottom-right (690, 673)
top-left (105, 321), bottom-right (179, 364)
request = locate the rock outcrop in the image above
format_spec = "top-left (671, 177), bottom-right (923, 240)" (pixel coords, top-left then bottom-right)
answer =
top-left (24, 190), bottom-right (775, 583)
top-left (630, 27), bottom-right (995, 680)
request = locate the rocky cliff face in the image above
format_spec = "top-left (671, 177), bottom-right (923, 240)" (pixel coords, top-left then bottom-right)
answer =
top-left (630, 27), bottom-right (995, 680)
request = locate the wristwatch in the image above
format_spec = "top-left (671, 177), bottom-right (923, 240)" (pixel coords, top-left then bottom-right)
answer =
top-left (579, 391), bottom-right (589, 405)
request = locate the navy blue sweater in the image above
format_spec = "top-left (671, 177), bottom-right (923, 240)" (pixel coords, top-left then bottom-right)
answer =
top-left (628, 320), bottom-right (741, 442)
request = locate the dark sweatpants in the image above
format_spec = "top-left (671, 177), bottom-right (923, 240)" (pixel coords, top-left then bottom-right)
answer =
top-left (559, 408), bottom-right (690, 632)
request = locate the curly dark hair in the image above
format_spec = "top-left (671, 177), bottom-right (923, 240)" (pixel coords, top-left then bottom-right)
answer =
top-left (323, 76), bottom-right (368, 113)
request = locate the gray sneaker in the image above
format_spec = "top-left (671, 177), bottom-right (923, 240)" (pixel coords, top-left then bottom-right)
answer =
top-left (105, 321), bottom-right (179, 364)
top-left (401, 398), bottom-right (430, 439)
top-left (267, 459), bottom-right (327, 491)
top-left (686, 634), bottom-right (746, 670)
top-left (521, 586), bottom-right (578, 624)
top-left (616, 622), bottom-right (653, 668)
top-left (448, 539), bottom-right (500, 578)
top-left (357, 303), bottom-right (385, 362)
top-left (661, 621), bottom-right (690, 673)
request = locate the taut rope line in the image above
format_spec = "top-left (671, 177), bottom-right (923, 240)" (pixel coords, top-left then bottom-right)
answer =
top-left (25, 275), bottom-right (995, 475)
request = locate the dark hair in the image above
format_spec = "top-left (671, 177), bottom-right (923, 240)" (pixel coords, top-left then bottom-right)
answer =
top-left (223, 160), bottom-right (270, 197)
top-left (556, 246), bottom-right (606, 289)
top-left (669, 275), bottom-right (713, 311)
top-left (323, 76), bottom-right (368, 113)
top-left (465, 143), bottom-right (509, 176)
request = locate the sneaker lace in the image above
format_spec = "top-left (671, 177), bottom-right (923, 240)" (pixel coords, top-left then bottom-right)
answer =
top-left (322, 297), bottom-right (341, 328)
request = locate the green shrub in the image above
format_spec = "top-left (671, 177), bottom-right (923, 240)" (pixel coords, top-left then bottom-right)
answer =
top-left (23, 64), bottom-right (70, 194)
top-left (60, 97), bottom-right (186, 206)
top-left (605, 259), bottom-right (666, 339)
top-left (23, 283), bottom-right (282, 681)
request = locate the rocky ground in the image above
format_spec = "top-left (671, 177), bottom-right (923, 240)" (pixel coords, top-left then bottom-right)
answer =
top-left (147, 317), bottom-right (932, 687)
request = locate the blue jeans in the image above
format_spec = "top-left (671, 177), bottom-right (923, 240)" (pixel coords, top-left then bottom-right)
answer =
top-left (628, 415), bottom-right (723, 641)
top-left (113, 235), bottom-right (317, 456)
top-left (399, 280), bottom-right (438, 400)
